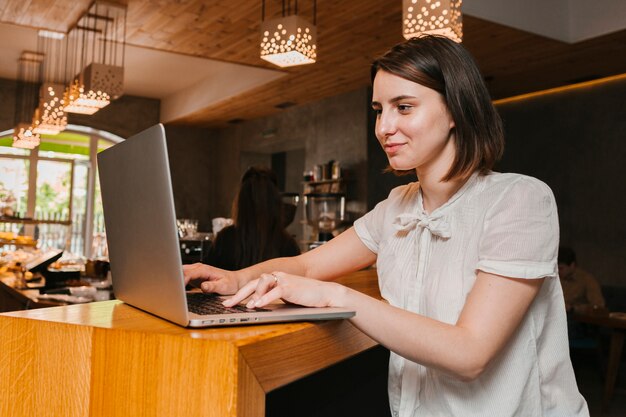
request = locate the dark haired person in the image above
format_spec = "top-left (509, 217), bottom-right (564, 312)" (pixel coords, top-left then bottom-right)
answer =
top-left (204, 166), bottom-right (300, 271)
top-left (185, 36), bottom-right (587, 416)
top-left (558, 246), bottom-right (605, 314)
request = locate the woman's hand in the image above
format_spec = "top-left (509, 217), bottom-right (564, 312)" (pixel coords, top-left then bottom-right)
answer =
top-left (222, 271), bottom-right (348, 309)
top-left (182, 263), bottom-right (240, 295)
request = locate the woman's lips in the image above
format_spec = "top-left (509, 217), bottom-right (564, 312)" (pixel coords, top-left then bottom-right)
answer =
top-left (384, 143), bottom-right (405, 155)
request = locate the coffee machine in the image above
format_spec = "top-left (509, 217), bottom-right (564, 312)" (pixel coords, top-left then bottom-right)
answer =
top-left (303, 192), bottom-right (346, 249)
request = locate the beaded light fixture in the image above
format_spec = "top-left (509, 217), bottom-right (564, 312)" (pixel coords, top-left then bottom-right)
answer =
top-left (260, 0), bottom-right (317, 68)
top-left (13, 123), bottom-right (41, 149)
top-left (402, 0), bottom-right (463, 43)
top-left (12, 52), bottom-right (43, 149)
top-left (32, 82), bottom-right (67, 134)
top-left (32, 30), bottom-right (68, 135)
top-left (64, 1), bottom-right (126, 115)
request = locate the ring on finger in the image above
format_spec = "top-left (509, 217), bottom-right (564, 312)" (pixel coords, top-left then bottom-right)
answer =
top-left (271, 273), bottom-right (279, 286)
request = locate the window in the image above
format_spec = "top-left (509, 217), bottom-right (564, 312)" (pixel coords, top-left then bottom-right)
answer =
top-left (0, 126), bottom-right (122, 257)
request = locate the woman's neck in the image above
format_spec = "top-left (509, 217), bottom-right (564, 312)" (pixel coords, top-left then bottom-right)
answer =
top-left (418, 173), bottom-right (468, 214)
top-left (413, 130), bottom-right (466, 213)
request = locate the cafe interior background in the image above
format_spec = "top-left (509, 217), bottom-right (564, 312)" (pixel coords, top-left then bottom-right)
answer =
top-left (0, 0), bottom-right (625, 288)
top-left (0, 1), bottom-right (625, 414)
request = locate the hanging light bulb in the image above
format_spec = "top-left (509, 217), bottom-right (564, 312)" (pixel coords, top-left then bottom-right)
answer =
top-left (13, 123), bottom-right (40, 149)
top-left (64, 1), bottom-right (126, 115)
top-left (32, 82), bottom-right (68, 134)
top-left (12, 51), bottom-right (42, 149)
top-left (260, 0), bottom-right (317, 68)
top-left (63, 70), bottom-right (114, 115)
top-left (402, 0), bottom-right (463, 43)
top-left (32, 30), bottom-right (68, 135)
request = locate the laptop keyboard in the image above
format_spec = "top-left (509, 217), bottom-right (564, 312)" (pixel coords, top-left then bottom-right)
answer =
top-left (186, 292), bottom-right (270, 315)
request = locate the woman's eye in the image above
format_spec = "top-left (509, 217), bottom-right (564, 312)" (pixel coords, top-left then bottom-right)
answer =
top-left (397, 104), bottom-right (412, 113)
top-left (372, 108), bottom-right (382, 116)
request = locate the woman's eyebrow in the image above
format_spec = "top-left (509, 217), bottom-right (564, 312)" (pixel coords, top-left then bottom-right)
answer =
top-left (371, 95), bottom-right (417, 107)
top-left (390, 95), bottom-right (417, 103)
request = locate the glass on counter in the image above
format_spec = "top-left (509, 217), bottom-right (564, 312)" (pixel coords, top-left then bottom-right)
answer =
top-left (177, 218), bottom-right (199, 239)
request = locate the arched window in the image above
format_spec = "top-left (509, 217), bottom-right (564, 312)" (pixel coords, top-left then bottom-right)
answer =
top-left (0, 125), bottom-right (123, 258)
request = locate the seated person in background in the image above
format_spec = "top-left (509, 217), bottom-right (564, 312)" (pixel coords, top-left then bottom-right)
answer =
top-left (204, 166), bottom-right (300, 270)
top-left (558, 246), bottom-right (606, 314)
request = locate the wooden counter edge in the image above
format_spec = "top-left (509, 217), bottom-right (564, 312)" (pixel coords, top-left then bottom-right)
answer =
top-left (239, 268), bottom-right (381, 392)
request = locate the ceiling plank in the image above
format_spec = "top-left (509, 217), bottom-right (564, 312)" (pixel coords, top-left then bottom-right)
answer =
top-left (1, 0), bottom-right (625, 127)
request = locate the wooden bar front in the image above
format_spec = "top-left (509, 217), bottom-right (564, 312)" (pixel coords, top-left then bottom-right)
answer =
top-left (0, 270), bottom-right (380, 417)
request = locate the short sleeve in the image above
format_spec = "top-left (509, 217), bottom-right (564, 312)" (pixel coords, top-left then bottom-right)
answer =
top-left (353, 198), bottom-right (388, 254)
top-left (354, 183), bottom-right (419, 254)
top-left (477, 177), bottom-right (559, 279)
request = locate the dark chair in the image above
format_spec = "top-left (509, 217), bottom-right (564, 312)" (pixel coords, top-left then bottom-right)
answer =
top-left (568, 315), bottom-right (605, 380)
top-left (601, 285), bottom-right (626, 390)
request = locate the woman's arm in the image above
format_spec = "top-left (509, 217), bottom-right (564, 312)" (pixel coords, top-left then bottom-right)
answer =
top-left (344, 271), bottom-right (544, 380)
top-left (183, 227), bottom-right (376, 293)
top-left (233, 269), bottom-right (544, 381)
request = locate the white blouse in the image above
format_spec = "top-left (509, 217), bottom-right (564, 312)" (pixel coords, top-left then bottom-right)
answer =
top-left (354, 172), bottom-right (588, 417)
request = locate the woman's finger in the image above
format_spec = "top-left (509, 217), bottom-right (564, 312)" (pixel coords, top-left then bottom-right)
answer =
top-left (244, 273), bottom-right (280, 308)
top-left (222, 272), bottom-right (281, 308)
top-left (182, 263), bottom-right (205, 283)
top-left (221, 278), bottom-right (260, 307)
top-left (200, 278), bottom-right (234, 295)
top-left (251, 285), bottom-right (284, 308)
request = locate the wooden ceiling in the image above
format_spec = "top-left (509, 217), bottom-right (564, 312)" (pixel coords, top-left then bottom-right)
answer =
top-left (3, 0), bottom-right (626, 127)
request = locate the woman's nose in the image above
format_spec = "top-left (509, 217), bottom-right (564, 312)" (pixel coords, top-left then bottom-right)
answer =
top-left (376, 110), bottom-right (396, 139)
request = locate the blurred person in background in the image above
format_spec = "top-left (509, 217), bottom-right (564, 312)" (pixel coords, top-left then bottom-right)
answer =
top-left (558, 246), bottom-right (606, 314)
top-left (204, 166), bottom-right (300, 270)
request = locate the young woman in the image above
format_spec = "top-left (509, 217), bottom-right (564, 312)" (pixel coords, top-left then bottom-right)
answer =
top-left (204, 166), bottom-right (300, 270)
top-left (184, 36), bottom-right (588, 417)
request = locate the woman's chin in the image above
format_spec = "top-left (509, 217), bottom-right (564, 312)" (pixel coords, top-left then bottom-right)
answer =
top-left (387, 160), bottom-right (415, 172)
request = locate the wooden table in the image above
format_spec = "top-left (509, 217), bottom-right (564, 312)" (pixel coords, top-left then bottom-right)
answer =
top-left (0, 269), bottom-right (381, 417)
top-left (573, 311), bottom-right (626, 411)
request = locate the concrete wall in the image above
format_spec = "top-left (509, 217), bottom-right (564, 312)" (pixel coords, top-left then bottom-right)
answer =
top-left (68, 95), bottom-right (161, 139)
top-left (496, 77), bottom-right (626, 287)
top-left (165, 125), bottom-right (216, 232)
top-left (207, 88), bottom-right (370, 231)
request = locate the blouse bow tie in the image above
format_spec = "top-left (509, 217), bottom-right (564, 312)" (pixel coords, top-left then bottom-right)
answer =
top-left (393, 212), bottom-right (451, 239)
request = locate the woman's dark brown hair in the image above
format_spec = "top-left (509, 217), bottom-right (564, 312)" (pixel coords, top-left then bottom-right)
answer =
top-left (371, 35), bottom-right (504, 181)
top-left (206, 166), bottom-right (299, 270)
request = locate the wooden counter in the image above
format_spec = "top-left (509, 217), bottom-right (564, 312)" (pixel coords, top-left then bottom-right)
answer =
top-left (0, 269), bottom-right (381, 417)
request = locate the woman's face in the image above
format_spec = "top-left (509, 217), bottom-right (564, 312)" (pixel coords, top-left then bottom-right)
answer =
top-left (372, 70), bottom-right (456, 177)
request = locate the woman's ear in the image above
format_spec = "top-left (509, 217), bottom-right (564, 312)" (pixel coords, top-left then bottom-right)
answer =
top-left (448, 109), bottom-right (456, 130)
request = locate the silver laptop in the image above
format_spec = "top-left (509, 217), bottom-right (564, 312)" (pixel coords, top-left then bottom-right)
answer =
top-left (97, 124), bottom-right (355, 327)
